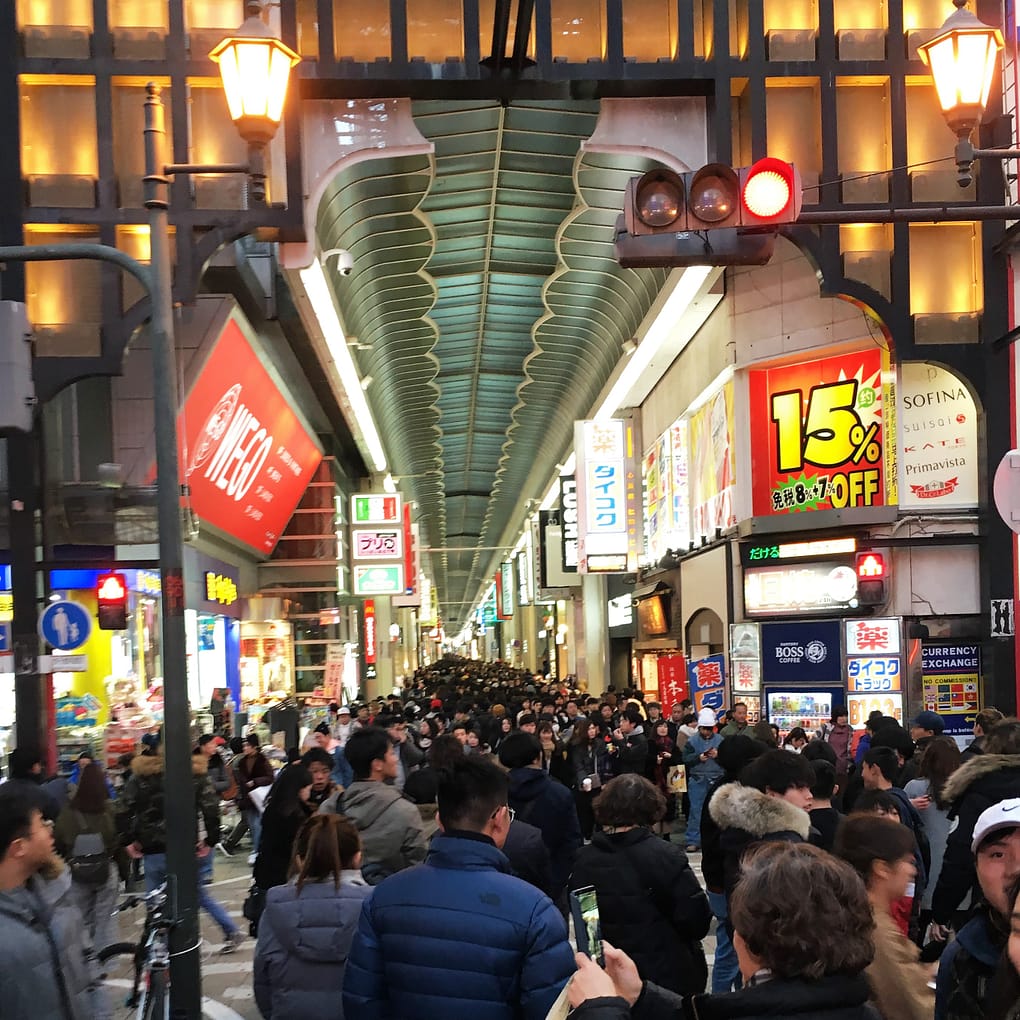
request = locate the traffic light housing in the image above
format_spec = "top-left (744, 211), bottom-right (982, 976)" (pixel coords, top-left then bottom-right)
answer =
top-left (618, 158), bottom-right (802, 268)
top-left (855, 552), bottom-right (888, 606)
top-left (97, 572), bottom-right (128, 630)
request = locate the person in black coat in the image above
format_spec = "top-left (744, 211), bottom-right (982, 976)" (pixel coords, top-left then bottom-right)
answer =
top-left (499, 731), bottom-right (583, 902)
top-left (567, 842), bottom-right (881, 1020)
top-left (569, 774), bottom-right (711, 996)
top-left (609, 709), bottom-right (650, 776)
top-left (253, 764), bottom-right (314, 892)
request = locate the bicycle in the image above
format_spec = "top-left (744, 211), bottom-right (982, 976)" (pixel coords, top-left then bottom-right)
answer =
top-left (97, 883), bottom-right (173, 1020)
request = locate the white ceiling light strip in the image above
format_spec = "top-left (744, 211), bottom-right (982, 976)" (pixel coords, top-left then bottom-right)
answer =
top-left (297, 259), bottom-right (388, 472)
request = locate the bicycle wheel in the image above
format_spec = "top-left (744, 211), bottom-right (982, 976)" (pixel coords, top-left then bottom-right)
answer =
top-left (96, 943), bottom-right (142, 1019)
top-left (141, 967), bottom-right (170, 1020)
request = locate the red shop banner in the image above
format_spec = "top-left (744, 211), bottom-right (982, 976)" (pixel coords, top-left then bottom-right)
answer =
top-left (749, 348), bottom-right (886, 517)
top-left (179, 318), bottom-right (323, 554)
top-left (656, 654), bottom-right (688, 713)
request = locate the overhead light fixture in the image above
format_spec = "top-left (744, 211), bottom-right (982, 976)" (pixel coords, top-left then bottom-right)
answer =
top-left (595, 265), bottom-right (715, 421)
top-left (361, 375), bottom-right (374, 391)
top-left (297, 259), bottom-right (387, 471)
top-left (621, 337), bottom-right (638, 356)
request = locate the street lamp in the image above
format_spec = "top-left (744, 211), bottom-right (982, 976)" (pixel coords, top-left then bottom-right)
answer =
top-left (918, 0), bottom-right (1009, 187)
top-left (210, 0), bottom-right (300, 203)
top-left (136, 5), bottom-right (298, 1015)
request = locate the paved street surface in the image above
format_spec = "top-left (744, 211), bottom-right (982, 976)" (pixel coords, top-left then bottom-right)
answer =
top-left (112, 818), bottom-right (718, 1018)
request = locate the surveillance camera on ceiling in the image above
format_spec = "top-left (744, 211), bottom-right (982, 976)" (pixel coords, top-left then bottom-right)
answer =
top-left (321, 247), bottom-right (354, 277)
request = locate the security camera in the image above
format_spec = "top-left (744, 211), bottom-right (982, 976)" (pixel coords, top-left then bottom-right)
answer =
top-left (321, 248), bottom-right (354, 277)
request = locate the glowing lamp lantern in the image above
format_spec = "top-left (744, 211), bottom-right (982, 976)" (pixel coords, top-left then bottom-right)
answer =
top-left (209, 3), bottom-right (301, 148)
top-left (917, 0), bottom-right (1003, 140)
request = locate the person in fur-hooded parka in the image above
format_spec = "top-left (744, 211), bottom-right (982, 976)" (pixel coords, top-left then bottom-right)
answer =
top-left (708, 749), bottom-right (815, 906)
top-left (931, 721), bottom-right (1020, 928)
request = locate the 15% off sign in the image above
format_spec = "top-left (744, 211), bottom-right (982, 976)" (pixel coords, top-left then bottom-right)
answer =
top-left (749, 350), bottom-right (887, 516)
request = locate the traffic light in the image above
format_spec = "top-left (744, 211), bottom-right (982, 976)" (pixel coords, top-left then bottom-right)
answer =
top-left (855, 552), bottom-right (888, 606)
top-left (625, 158), bottom-right (803, 236)
top-left (97, 572), bottom-right (128, 630)
top-left (0, 302), bottom-right (35, 433)
top-left (617, 158), bottom-right (803, 268)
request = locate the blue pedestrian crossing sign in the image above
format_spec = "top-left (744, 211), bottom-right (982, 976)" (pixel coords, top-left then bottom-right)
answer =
top-left (38, 600), bottom-right (92, 651)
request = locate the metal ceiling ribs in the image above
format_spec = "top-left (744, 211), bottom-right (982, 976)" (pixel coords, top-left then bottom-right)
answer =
top-left (314, 100), bottom-right (670, 624)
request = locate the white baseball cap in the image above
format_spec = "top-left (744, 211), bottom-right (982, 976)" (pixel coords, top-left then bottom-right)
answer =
top-left (697, 708), bottom-right (718, 728)
top-left (338, 705), bottom-right (352, 715)
top-left (971, 798), bottom-right (1020, 853)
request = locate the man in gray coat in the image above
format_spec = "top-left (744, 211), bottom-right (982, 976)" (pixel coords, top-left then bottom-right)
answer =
top-left (0, 788), bottom-right (96, 1019)
top-left (332, 727), bottom-right (428, 883)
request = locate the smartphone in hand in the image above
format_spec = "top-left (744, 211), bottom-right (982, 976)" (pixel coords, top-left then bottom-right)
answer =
top-left (569, 885), bottom-right (605, 967)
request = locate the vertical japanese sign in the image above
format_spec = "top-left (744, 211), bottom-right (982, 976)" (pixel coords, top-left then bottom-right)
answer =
top-left (845, 618), bottom-right (903, 728)
top-left (730, 622), bottom-right (761, 694)
top-left (656, 655), bottom-right (688, 713)
top-left (688, 654), bottom-right (727, 714)
top-left (689, 381), bottom-right (736, 538)
top-left (669, 417), bottom-right (691, 550)
top-left (363, 600), bottom-right (376, 665)
top-left (499, 561), bottom-right (515, 619)
top-left (750, 349), bottom-right (887, 516)
top-left (574, 418), bottom-right (643, 573)
top-left (644, 432), bottom-right (672, 564)
top-left (560, 477), bottom-right (579, 573)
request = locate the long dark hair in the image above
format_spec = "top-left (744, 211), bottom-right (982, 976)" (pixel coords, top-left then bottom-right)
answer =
top-left (264, 764), bottom-right (312, 817)
top-left (71, 763), bottom-right (109, 814)
top-left (919, 736), bottom-right (962, 804)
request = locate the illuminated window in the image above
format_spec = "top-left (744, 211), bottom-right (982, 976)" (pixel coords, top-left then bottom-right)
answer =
top-left (190, 81), bottom-right (248, 208)
top-left (333, 0), bottom-right (391, 62)
top-left (550, 0), bottom-right (603, 62)
top-left (766, 78), bottom-right (822, 204)
top-left (622, 0), bottom-right (677, 61)
top-left (20, 76), bottom-right (98, 207)
top-left (407, 0), bottom-right (463, 62)
top-left (112, 78), bottom-right (172, 208)
top-left (910, 223), bottom-right (982, 317)
top-left (24, 226), bottom-right (102, 357)
top-left (109, 0), bottom-right (167, 58)
top-left (18, 0), bottom-right (91, 57)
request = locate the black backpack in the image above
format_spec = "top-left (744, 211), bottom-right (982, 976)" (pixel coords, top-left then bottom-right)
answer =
top-left (67, 811), bottom-right (110, 885)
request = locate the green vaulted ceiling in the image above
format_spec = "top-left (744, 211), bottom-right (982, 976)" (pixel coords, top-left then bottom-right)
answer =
top-left (315, 99), bottom-right (671, 626)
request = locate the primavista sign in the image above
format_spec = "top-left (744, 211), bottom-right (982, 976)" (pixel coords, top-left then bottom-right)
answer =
top-left (180, 318), bottom-right (323, 554)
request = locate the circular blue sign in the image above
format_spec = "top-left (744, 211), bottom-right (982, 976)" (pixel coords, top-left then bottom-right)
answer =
top-left (38, 600), bottom-right (92, 651)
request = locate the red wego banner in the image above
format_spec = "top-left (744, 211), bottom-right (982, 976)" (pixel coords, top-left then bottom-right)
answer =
top-left (179, 319), bottom-right (323, 554)
top-left (749, 349), bottom-right (886, 517)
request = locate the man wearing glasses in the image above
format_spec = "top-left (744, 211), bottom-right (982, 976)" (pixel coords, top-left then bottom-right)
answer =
top-left (0, 789), bottom-right (96, 1018)
top-left (344, 756), bottom-right (575, 1020)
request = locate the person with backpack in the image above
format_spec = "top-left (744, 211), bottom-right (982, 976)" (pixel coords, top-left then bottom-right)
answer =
top-left (53, 762), bottom-right (121, 953)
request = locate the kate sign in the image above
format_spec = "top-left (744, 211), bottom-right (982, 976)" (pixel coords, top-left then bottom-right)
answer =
top-left (750, 349), bottom-right (887, 516)
top-left (179, 318), bottom-right (322, 554)
top-left (898, 362), bottom-right (978, 508)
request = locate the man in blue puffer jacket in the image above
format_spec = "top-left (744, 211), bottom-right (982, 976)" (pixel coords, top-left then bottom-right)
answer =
top-left (343, 756), bottom-right (575, 1020)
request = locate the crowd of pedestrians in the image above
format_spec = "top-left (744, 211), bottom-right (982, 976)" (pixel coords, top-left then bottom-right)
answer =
top-left (5, 657), bottom-right (1020, 1019)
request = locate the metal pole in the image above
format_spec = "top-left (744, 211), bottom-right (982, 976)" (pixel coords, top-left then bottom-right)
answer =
top-left (143, 81), bottom-right (201, 1018)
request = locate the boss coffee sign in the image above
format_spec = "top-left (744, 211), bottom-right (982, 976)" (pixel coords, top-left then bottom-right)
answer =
top-left (179, 318), bottom-right (323, 554)
top-left (761, 621), bottom-right (842, 685)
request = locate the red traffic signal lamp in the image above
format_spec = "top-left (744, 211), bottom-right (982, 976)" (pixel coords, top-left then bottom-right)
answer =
top-left (625, 158), bottom-right (803, 236)
top-left (855, 552), bottom-right (888, 606)
top-left (97, 572), bottom-right (128, 630)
